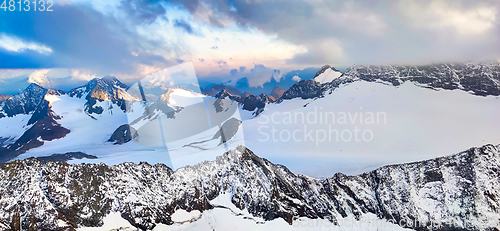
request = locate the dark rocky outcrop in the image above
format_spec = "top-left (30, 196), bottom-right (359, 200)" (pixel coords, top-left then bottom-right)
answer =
top-left (30, 152), bottom-right (97, 163)
top-left (108, 124), bottom-right (138, 145)
top-left (280, 79), bottom-right (325, 101)
top-left (0, 99), bottom-right (70, 165)
top-left (215, 89), bottom-right (273, 114)
top-left (269, 86), bottom-right (285, 101)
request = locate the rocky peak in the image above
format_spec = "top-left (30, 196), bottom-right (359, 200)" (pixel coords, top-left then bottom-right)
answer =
top-left (0, 83), bottom-right (48, 118)
top-left (69, 77), bottom-right (136, 115)
top-left (269, 86), bottom-right (285, 101)
top-left (159, 88), bottom-right (176, 104)
top-left (214, 89), bottom-right (234, 99)
top-left (25, 83), bottom-right (47, 93)
top-left (0, 94), bottom-right (11, 103)
top-left (279, 79), bottom-right (325, 102)
top-left (69, 76), bottom-right (130, 99)
top-left (314, 64), bottom-right (340, 78)
top-left (46, 89), bottom-right (65, 96)
top-left (0, 98), bottom-right (70, 165)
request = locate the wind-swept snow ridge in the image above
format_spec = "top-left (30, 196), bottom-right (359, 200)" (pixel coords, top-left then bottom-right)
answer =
top-left (1, 144), bottom-right (500, 230)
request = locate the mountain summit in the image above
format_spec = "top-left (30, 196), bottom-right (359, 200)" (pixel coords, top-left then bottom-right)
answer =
top-left (69, 76), bottom-right (136, 114)
top-left (0, 83), bottom-right (48, 118)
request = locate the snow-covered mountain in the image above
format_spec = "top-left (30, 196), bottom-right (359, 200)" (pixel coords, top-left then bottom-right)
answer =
top-left (313, 64), bottom-right (342, 84)
top-left (342, 62), bottom-right (500, 96)
top-left (68, 76), bottom-right (137, 115)
top-left (281, 61), bottom-right (500, 101)
top-left (0, 85), bottom-right (70, 164)
top-left (245, 61), bottom-right (500, 177)
top-left (1, 62), bottom-right (500, 230)
top-left (0, 83), bottom-right (48, 118)
top-left (1, 144), bottom-right (499, 230)
top-left (0, 73), bottom-right (250, 172)
top-left (2, 61), bottom-right (500, 177)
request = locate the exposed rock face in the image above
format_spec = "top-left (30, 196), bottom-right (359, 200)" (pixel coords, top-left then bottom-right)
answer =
top-left (1, 144), bottom-right (499, 230)
top-left (69, 76), bottom-right (135, 115)
top-left (280, 79), bottom-right (325, 101)
top-left (0, 99), bottom-right (71, 164)
top-left (269, 86), bottom-right (285, 101)
top-left (214, 89), bottom-right (243, 103)
top-left (30, 152), bottom-right (97, 163)
top-left (0, 83), bottom-right (48, 118)
top-left (108, 124), bottom-right (139, 145)
top-left (0, 94), bottom-right (11, 103)
top-left (215, 90), bottom-right (272, 113)
top-left (241, 93), bottom-right (270, 111)
top-left (0, 86), bottom-right (71, 164)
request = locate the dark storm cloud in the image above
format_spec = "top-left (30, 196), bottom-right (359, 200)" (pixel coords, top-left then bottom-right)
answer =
top-left (0, 2), bottom-right (168, 73)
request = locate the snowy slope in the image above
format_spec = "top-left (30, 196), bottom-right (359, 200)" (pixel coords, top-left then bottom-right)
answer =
top-left (167, 88), bottom-right (206, 107)
top-left (14, 88), bottom-right (246, 170)
top-left (314, 67), bottom-right (342, 84)
top-left (6, 77), bottom-right (500, 179)
top-left (243, 80), bottom-right (500, 177)
top-left (80, 208), bottom-right (411, 231)
top-left (3, 62), bottom-right (500, 179)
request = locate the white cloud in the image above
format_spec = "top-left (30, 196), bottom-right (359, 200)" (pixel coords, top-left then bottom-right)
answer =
top-left (70, 69), bottom-right (97, 81)
top-left (320, 2), bottom-right (389, 37)
top-left (28, 69), bottom-right (51, 87)
top-left (0, 34), bottom-right (53, 54)
top-left (246, 65), bottom-right (283, 88)
top-left (134, 6), bottom-right (306, 75)
top-left (401, 0), bottom-right (497, 35)
top-left (292, 75), bottom-right (301, 81)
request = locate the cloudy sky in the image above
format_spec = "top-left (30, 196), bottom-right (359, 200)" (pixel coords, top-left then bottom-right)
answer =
top-left (0, 0), bottom-right (499, 94)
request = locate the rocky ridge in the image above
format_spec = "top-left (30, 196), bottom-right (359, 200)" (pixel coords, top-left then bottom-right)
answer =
top-left (0, 144), bottom-right (499, 230)
top-left (280, 61), bottom-right (500, 102)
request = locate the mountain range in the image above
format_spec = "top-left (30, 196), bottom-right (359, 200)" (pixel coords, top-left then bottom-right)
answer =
top-left (1, 61), bottom-right (500, 230)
